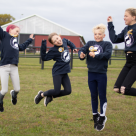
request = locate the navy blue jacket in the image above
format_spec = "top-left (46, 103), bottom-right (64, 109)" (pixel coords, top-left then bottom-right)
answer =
top-left (78, 41), bottom-right (112, 73)
top-left (0, 26), bottom-right (33, 66)
top-left (108, 22), bottom-right (136, 53)
top-left (41, 38), bottom-right (76, 76)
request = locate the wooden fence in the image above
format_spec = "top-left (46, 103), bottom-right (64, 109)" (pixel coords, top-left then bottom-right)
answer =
top-left (19, 47), bottom-right (126, 69)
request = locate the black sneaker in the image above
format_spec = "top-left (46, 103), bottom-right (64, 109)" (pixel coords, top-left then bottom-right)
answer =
top-left (96, 116), bottom-right (107, 131)
top-left (10, 90), bottom-right (17, 105)
top-left (93, 113), bottom-right (100, 129)
top-left (0, 102), bottom-right (4, 112)
top-left (44, 96), bottom-right (53, 107)
top-left (34, 91), bottom-right (44, 104)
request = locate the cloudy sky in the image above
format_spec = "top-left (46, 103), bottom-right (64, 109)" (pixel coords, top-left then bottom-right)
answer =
top-left (1, 0), bottom-right (136, 48)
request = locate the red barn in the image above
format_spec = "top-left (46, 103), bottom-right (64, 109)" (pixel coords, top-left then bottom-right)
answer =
top-left (34, 35), bottom-right (85, 50)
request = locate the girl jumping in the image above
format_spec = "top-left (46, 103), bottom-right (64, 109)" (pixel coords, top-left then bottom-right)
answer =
top-left (107, 8), bottom-right (136, 96)
top-left (0, 24), bottom-right (34, 112)
top-left (34, 33), bottom-right (77, 107)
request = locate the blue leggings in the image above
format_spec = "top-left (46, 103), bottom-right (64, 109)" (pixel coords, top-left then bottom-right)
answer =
top-left (88, 72), bottom-right (107, 116)
top-left (43, 74), bottom-right (71, 98)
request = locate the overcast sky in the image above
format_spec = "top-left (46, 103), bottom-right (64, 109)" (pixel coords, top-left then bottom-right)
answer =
top-left (1, 0), bottom-right (136, 49)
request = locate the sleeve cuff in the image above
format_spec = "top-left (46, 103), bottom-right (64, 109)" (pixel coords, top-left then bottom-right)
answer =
top-left (108, 22), bottom-right (113, 26)
top-left (42, 40), bottom-right (47, 44)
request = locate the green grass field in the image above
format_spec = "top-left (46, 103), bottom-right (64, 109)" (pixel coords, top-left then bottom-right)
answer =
top-left (0, 58), bottom-right (136, 136)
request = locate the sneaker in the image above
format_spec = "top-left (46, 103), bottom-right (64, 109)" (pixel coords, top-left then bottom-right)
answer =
top-left (34, 91), bottom-right (44, 104)
top-left (96, 116), bottom-right (107, 131)
top-left (44, 96), bottom-right (53, 107)
top-left (10, 90), bottom-right (17, 105)
top-left (0, 102), bottom-right (4, 112)
top-left (93, 113), bottom-right (100, 129)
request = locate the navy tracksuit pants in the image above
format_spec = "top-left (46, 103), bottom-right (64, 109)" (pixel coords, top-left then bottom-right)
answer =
top-left (88, 72), bottom-right (107, 116)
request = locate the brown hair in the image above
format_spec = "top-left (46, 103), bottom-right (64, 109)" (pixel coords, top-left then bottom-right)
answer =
top-left (125, 8), bottom-right (136, 20)
top-left (48, 32), bottom-right (58, 44)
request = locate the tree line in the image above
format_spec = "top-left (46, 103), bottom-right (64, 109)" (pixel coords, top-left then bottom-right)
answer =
top-left (0, 14), bottom-right (15, 26)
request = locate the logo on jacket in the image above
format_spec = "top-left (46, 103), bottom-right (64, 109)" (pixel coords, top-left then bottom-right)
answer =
top-left (10, 37), bottom-right (19, 50)
top-left (89, 45), bottom-right (103, 55)
top-left (58, 47), bottom-right (64, 52)
top-left (61, 50), bottom-right (70, 62)
top-left (89, 46), bottom-right (97, 52)
top-left (125, 29), bottom-right (134, 47)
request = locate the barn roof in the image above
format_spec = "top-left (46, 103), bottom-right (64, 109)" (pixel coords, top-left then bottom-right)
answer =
top-left (1, 14), bottom-right (83, 37)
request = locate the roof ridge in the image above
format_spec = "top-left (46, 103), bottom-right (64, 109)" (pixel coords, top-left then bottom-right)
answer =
top-left (1, 14), bottom-right (83, 37)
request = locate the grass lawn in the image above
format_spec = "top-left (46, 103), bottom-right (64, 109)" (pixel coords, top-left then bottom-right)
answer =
top-left (0, 58), bottom-right (136, 136)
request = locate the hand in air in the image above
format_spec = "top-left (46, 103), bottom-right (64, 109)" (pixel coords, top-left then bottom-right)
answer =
top-left (29, 34), bottom-right (35, 39)
top-left (107, 16), bottom-right (113, 22)
top-left (89, 52), bottom-right (95, 58)
top-left (73, 49), bottom-right (77, 52)
top-left (42, 39), bottom-right (46, 42)
top-left (80, 52), bottom-right (86, 59)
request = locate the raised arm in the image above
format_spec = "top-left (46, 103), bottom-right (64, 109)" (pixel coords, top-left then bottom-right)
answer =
top-left (41, 40), bottom-right (54, 61)
top-left (18, 34), bottom-right (34, 51)
top-left (64, 38), bottom-right (77, 50)
top-left (0, 26), bottom-right (5, 40)
top-left (107, 16), bottom-right (125, 44)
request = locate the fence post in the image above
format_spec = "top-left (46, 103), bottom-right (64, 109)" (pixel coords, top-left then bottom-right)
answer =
top-left (109, 58), bottom-right (111, 65)
top-left (40, 57), bottom-right (41, 64)
top-left (39, 48), bottom-right (41, 64)
top-left (70, 49), bottom-right (73, 69)
top-left (41, 60), bottom-right (44, 69)
top-left (115, 50), bottom-right (117, 57)
top-left (34, 48), bottom-right (36, 55)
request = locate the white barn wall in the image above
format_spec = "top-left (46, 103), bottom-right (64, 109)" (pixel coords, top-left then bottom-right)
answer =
top-left (1, 14), bottom-right (83, 37)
